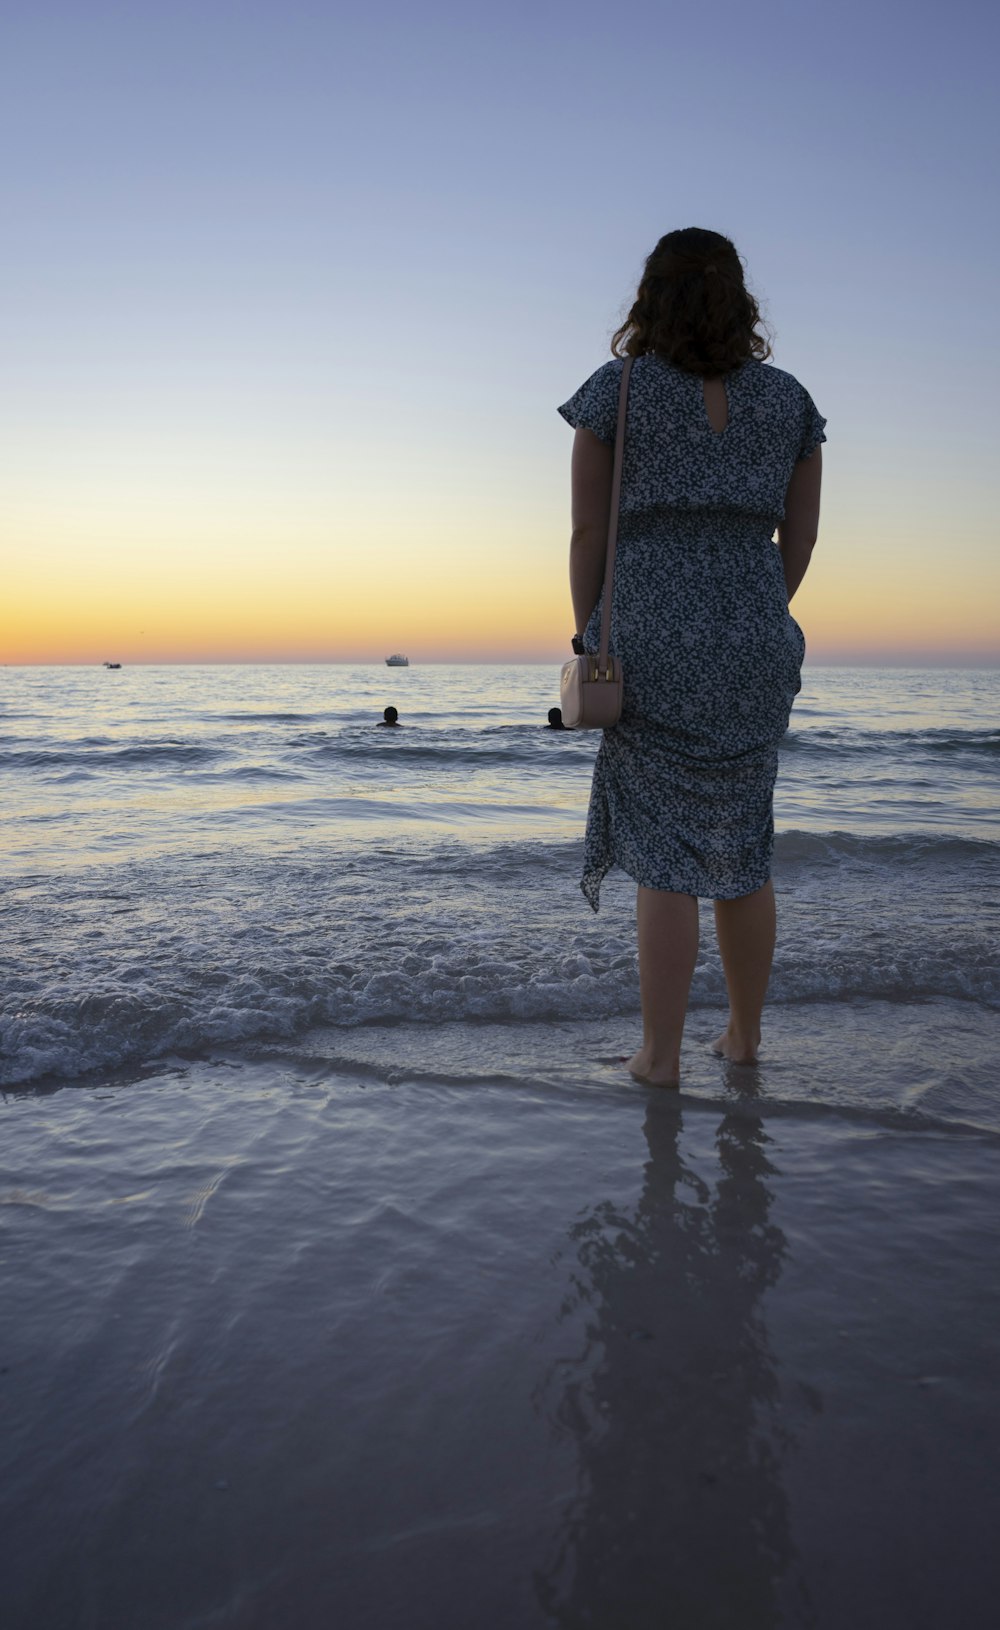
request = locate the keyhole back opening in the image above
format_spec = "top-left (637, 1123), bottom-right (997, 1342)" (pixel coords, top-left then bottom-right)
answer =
top-left (702, 376), bottom-right (729, 435)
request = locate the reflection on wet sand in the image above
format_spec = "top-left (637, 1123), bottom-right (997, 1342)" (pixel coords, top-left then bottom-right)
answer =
top-left (537, 1094), bottom-right (800, 1629)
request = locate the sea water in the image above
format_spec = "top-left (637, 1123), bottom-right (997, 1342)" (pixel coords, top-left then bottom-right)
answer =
top-left (4, 661), bottom-right (1000, 1628)
top-left (1, 663), bottom-right (998, 1114)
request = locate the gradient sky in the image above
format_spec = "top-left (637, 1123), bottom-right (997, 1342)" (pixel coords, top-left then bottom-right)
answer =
top-left (3, 0), bottom-right (998, 664)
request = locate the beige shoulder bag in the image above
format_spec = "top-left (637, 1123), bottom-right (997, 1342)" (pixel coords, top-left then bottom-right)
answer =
top-left (559, 356), bottom-right (633, 729)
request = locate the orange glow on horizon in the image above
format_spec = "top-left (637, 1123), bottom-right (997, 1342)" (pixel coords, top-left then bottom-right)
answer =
top-left (5, 488), bottom-right (998, 666)
top-left (7, 568), bottom-right (998, 668)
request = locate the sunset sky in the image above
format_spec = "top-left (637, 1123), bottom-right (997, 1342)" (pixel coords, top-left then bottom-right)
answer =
top-left (3, 0), bottom-right (998, 666)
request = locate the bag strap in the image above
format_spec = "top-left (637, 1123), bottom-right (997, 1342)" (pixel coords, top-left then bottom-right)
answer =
top-left (598, 356), bottom-right (634, 669)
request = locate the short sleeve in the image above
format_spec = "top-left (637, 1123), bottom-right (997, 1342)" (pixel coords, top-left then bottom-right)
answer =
top-left (557, 360), bottom-right (622, 445)
top-left (798, 389), bottom-right (827, 460)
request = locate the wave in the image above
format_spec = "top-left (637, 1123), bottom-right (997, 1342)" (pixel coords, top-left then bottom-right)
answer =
top-left (209, 712), bottom-right (317, 723)
top-left (5, 724), bottom-right (997, 783)
top-left (292, 738), bottom-right (585, 769)
top-left (772, 830), bottom-right (999, 866)
top-left (783, 727), bottom-right (1000, 757)
top-left (212, 765), bottom-right (306, 782)
top-left (316, 725), bottom-right (1000, 762)
top-left (3, 922), bottom-right (996, 1087)
top-left (0, 743), bottom-right (220, 771)
top-left (2, 813), bottom-right (997, 1086)
top-left (1, 727), bottom-right (588, 777)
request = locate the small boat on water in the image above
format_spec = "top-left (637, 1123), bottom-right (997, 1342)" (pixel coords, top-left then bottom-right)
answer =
top-left (385, 654), bottom-right (409, 667)
top-left (103, 662), bottom-right (122, 670)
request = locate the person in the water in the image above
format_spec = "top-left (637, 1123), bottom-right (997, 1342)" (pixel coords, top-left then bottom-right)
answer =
top-left (377, 707), bottom-right (400, 727)
top-left (546, 707), bottom-right (567, 730)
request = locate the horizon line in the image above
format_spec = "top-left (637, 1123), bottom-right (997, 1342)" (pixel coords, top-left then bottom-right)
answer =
top-left (4, 657), bottom-right (999, 671)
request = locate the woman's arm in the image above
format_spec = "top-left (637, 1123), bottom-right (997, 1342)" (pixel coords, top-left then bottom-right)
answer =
top-left (777, 448), bottom-right (823, 602)
top-left (569, 427), bottom-right (614, 637)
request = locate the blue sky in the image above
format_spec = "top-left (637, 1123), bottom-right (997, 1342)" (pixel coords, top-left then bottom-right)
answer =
top-left (4, 0), bottom-right (998, 662)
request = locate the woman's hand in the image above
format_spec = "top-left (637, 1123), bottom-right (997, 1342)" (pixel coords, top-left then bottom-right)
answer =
top-left (569, 427), bottom-right (614, 635)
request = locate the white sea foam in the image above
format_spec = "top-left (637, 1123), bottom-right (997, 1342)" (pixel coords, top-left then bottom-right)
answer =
top-left (2, 834), bottom-right (997, 1085)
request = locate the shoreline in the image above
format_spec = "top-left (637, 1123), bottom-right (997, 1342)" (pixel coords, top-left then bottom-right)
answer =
top-left (7, 996), bottom-right (997, 1136)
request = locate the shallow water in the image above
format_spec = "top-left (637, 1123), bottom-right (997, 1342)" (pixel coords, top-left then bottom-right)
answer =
top-left (1, 663), bottom-right (998, 1096)
top-left (2, 1024), bottom-right (999, 1629)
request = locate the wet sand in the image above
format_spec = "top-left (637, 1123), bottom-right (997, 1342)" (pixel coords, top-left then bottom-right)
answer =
top-left (2, 1006), bottom-right (999, 1629)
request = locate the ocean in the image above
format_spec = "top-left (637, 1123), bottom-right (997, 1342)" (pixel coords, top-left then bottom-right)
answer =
top-left (3, 662), bottom-right (1000, 1628)
top-left (2, 662), bottom-right (998, 1110)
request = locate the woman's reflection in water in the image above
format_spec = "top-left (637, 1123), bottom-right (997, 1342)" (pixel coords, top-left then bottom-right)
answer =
top-left (536, 1093), bottom-right (799, 1630)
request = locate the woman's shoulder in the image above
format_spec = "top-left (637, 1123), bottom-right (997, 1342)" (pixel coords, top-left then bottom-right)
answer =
top-left (738, 360), bottom-right (826, 458)
top-left (745, 359), bottom-right (816, 403)
top-left (629, 353), bottom-right (690, 396)
top-left (588, 356), bottom-right (627, 390)
top-left (558, 357), bottom-right (626, 440)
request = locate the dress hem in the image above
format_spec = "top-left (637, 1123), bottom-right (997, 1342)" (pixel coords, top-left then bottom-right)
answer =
top-left (582, 859), bottom-right (773, 913)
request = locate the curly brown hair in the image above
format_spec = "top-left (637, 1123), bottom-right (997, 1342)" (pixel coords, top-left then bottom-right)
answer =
top-left (611, 227), bottom-right (771, 375)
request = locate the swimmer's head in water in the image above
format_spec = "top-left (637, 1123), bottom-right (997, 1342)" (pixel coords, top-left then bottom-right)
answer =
top-left (547, 707), bottom-right (565, 729)
top-left (383, 706), bottom-right (399, 725)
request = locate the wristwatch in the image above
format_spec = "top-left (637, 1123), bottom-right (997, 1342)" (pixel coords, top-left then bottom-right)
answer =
top-left (571, 634), bottom-right (585, 654)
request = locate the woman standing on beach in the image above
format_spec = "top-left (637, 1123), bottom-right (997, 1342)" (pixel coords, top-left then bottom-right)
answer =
top-left (559, 227), bottom-right (825, 1087)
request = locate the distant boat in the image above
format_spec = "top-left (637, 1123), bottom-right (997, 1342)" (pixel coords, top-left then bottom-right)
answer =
top-left (103, 662), bottom-right (122, 669)
top-left (385, 654), bottom-right (409, 667)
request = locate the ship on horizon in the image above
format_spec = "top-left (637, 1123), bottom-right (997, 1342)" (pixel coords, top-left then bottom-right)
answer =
top-left (385, 653), bottom-right (409, 667)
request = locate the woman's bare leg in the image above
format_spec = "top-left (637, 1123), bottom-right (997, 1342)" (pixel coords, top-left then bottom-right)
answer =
top-left (711, 880), bottom-right (776, 1063)
top-left (626, 887), bottom-right (699, 1087)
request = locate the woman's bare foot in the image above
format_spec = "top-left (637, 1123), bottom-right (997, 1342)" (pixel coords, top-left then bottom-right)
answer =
top-left (710, 1026), bottom-right (761, 1065)
top-left (625, 1046), bottom-right (680, 1088)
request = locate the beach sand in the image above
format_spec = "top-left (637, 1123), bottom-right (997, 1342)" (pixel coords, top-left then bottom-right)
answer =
top-left (2, 1004), bottom-right (998, 1630)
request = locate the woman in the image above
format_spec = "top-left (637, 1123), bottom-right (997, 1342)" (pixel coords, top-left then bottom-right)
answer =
top-left (558, 226), bottom-right (825, 1087)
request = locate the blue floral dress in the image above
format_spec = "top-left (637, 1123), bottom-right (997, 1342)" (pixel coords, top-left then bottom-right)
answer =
top-left (558, 354), bottom-right (826, 910)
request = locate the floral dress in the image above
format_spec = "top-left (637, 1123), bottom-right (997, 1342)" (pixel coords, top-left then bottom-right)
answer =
top-left (558, 354), bottom-right (826, 909)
